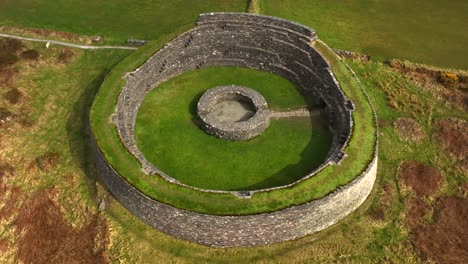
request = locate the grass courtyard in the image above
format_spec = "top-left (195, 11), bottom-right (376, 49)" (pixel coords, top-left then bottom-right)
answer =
top-left (135, 67), bottom-right (331, 190)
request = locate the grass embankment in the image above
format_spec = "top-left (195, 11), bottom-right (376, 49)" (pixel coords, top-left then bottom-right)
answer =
top-left (260, 0), bottom-right (468, 69)
top-left (0, 0), bottom-right (248, 44)
top-left (136, 67), bottom-right (330, 190)
top-left (90, 34), bottom-right (376, 215)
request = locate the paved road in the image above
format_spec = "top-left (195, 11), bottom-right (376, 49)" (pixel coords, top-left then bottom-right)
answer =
top-left (0, 32), bottom-right (138, 50)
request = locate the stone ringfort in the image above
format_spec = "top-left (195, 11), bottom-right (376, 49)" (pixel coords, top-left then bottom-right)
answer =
top-left (91, 12), bottom-right (378, 247)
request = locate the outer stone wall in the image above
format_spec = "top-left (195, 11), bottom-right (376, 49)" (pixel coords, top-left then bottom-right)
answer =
top-left (92, 131), bottom-right (378, 247)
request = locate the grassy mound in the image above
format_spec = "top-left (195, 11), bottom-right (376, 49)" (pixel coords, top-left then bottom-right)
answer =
top-left (135, 67), bottom-right (331, 190)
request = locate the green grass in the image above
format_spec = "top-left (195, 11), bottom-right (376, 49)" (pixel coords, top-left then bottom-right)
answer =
top-left (5, 35), bottom-right (466, 262)
top-left (261, 0), bottom-right (468, 69)
top-left (135, 67), bottom-right (330, 190)
top-left (0, 0), bottom-right (248, 44)
top-left (90, 32), bottom-right (377, 215)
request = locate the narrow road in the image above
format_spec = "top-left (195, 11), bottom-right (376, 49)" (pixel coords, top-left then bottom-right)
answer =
top-left (0, 32), bottom-right (138, 50)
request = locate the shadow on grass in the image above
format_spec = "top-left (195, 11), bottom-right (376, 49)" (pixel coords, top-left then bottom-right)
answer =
top-left (234, 116), bottom-right (331, 191)
top-left (66, 71), bottom-right (107, 201)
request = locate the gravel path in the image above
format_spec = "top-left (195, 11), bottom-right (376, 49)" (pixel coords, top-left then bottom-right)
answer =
top-left (0, 32), bottom-right (138, 50)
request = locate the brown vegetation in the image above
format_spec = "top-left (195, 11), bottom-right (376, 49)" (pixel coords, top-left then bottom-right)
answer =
top-left (34, 152), bottom-right (60, 171)
top-left (0, 38), bottom-right (22, 68)
top-left (388, 59), bottom-right (468, 110)
top-left (405, 197), bottom-right (431, 229)
top-left (58, 48), bottom-right (75, 64)
top-left (398, 161), bottom-right (443, 197)
top-left (20, 49), bottom-right (40, 60)
top-left (0, 26), bottom-right (90, 44)
top-left (0, 67), bottom-right (18, 88)
top-left (0, 107), bottom-right (15, 127)
top-left (411, 196), bottom-right (468, 264)
top-left (434, 118), bottom-right (468, 161)
top-left (394, 117), bottom-right (425, 142)
top-left (14, 189), bottom-right (109, 264)
top-left (4, 88), bottom-right (23, 104)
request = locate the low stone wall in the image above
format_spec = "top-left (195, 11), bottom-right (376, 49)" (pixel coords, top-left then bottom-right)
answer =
top-left (92, 129), bottom-right (378, 247)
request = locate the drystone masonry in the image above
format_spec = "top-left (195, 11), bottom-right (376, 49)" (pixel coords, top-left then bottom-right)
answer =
top-left (113, 12), bottom-right (355, 190)
top-left (92, 13), bottom-right (379, 247)
top-left (91, 131), bottom-right (377, 247)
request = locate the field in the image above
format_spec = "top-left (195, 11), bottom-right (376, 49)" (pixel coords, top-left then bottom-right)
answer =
top-left (0, 0), bottom-right (248, 44)
top-left (1, 0), bottom-right (467, 263)
top-left (260, 0), bottom-right (468, 69)
top-left (136, 67), bottom-right (330, 190)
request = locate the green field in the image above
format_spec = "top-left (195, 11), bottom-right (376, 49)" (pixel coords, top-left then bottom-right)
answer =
top-left (260, 0), bottom-right (468, 69)
top-left (2, 1), bottom-right (467, 263)
top-left (0, 0), bottom-right (247, 43)
top-left (135, 67), bottom-right (330, 190)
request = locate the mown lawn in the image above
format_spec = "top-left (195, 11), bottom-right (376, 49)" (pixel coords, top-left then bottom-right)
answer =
top-left (0, 0), bottom-right (248, 44)
top-left (135, 67), bottom-right (330, 190)
top-left (261, 0), bottom-right (468, 69)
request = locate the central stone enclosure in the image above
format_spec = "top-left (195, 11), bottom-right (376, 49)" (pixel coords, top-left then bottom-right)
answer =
top-left (197, 85), bottom-right (270, 141)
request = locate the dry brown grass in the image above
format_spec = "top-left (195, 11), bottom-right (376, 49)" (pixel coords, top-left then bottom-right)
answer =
top-left (33, 152), bottom-right (60, 172)
top-left (394, 117), bottom-right (426, 142)
top-left (405, 197), bottom-right (431, 229)
top-left (58, 48), bottom-right (76, 64)
top-left (398, 161), bottom-right (443, 197)
top-left (3, 88), bottom-right (23, 105)
top-left (411, 196), bottom-right (468, 264)
top-left (388, 59), bottom-right (468, 110)
top-left (20, 49), bottom-right (40, 61)
top-left (0, 26), bottom-right (92, 44)
top-left (14, 189), bottom-right (109, 264)
top-left (434, 118), bottom-right (468, 160)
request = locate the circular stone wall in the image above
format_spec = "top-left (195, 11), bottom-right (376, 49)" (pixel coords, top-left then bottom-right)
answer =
top-left (90, 12), bottom-right (378, 247)
top-left (197, 85), bottom-right (270, 141)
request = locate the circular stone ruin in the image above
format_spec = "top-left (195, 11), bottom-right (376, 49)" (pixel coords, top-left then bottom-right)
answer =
top-left (197, 85), bottom-right (270, 141)
top-left (90, 12), bottom-right (378, 247)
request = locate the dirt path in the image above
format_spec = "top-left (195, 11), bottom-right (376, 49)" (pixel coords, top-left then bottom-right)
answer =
top-left (0, 33), bottom-right (138, 50)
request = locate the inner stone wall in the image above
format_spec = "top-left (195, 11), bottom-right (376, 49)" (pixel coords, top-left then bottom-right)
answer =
top-left (114, 12), bottom-right (354, 188)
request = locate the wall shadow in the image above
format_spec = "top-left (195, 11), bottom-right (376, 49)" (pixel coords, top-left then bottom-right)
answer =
top-left (232, 115), bottom-right (331, 191)
top-left (66, 71), bottom-right (107, 201)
